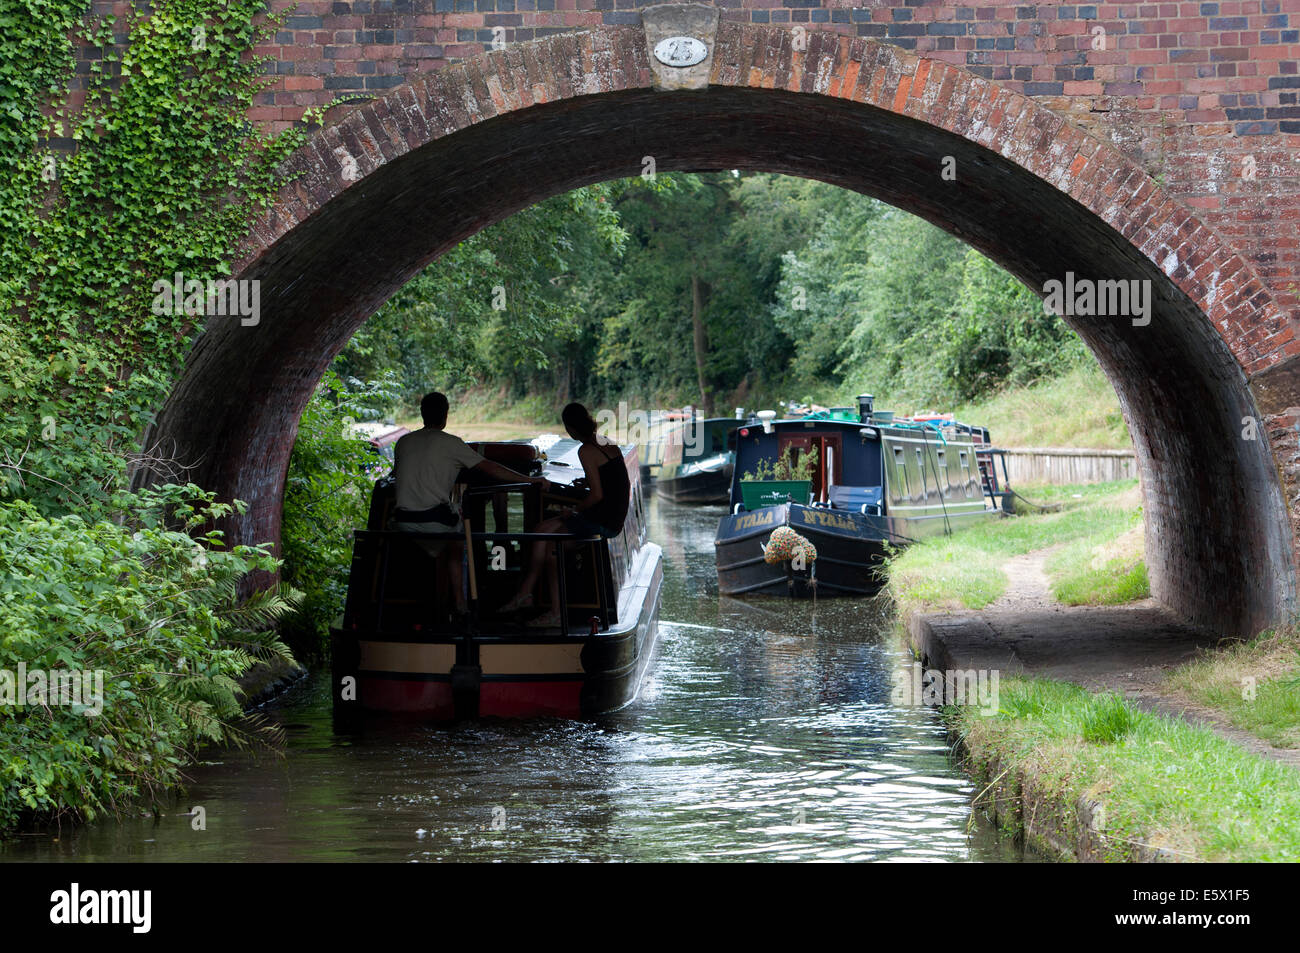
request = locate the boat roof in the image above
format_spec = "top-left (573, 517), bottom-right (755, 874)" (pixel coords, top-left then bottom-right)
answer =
top-left (738, 417), bottom-right (988, 437)
top-left (739, 417), bottom-right (870, 431)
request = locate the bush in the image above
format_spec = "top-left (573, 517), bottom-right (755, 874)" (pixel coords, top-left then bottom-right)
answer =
top-left (280, 370), bottom-right (398, 655)
top-left (0, 486), bottom-right (297, 833)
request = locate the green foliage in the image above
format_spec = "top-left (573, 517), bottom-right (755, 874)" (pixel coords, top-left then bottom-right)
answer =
top-left (884, 480), bottom-right (1142, 616)
top-left (0, 0), bottom-right (313, 516)
top-left (1166, 625), bottom-right (1300, 750)
top-left (996, 681), bottom-right (1054, 720)
top-left (1051, 558), bottom-right (1150, 606)
top-left (950, 363), bottom-right (1130, 450)
top-left (0, 487), bottom-right (297, 832)
top-left (827, 209), bottom-right (1087, 405)
top-left (280, 371), bottom-right (399, 654)
top-left (336, 184), bottom-right (628, 406)
top-left (0, 1), bottom-right (313, 833)
top-left (351, 171), bottom-right (1089, 419)
top-left (769, 193), bottom-right (883, 383)
top-left (954, 675), bottom-right (1300, 861)
top-left (588, 173), bottom-right (795, 411)
top-left (741, 445), bottom-right (818, 483)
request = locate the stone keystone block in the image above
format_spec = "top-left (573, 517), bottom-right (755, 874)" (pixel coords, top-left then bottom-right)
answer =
top-left (641, 4), bottom-right (720, 91)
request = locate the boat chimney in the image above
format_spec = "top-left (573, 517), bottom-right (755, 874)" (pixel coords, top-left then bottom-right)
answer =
top-left (857, 394), bottom-right (874, 422)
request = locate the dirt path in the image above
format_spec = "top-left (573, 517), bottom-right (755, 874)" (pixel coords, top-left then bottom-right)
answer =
top-left (907, 547), bottom-right (1300, 770)
top-left (986, 547), bottom-right (1058, 611)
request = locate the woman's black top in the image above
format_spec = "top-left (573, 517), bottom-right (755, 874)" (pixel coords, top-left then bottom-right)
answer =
top-left (573, 443), bottom-right (630, 537)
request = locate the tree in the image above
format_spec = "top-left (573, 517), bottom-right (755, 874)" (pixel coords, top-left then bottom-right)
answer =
top-left (335, 184), bottom-right (627, 405)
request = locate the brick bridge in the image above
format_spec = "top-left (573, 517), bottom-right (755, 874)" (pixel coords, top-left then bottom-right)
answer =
top-left (114, 1), bottom-right (1300, 637)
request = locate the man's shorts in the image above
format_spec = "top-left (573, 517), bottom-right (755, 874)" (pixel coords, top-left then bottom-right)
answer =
top-left (393, 518), bottom-right (461, 558)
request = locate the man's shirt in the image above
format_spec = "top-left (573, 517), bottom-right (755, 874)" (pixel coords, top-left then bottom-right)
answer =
top-left (393, 427), bottom-right (485, 511)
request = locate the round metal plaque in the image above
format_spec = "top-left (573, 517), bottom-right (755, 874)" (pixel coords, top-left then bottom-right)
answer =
top-left (653, 36), bottom-right (708, 68)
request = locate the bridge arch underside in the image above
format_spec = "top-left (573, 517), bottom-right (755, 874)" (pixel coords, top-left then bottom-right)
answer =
top-left (151, 84), bottom-right (1294, 638)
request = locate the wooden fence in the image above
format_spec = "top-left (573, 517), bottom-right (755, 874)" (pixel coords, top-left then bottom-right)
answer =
top-left (998, 447), bottom-right (1137, 485)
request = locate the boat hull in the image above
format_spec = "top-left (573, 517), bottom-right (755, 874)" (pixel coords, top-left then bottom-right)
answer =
top-left (655, 465), bottom-right (733, 504)
top-left (714, 503), bottom-right (899, 598)
top-left (332, 544), bottom-right (663, 719)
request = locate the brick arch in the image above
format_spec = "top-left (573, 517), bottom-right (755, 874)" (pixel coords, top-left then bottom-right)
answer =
top-left (146, 22), bottom-right (1299, 637)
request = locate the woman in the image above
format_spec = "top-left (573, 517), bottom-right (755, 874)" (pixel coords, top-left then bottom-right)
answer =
top-left (501, 402), bottom-right (631, 626)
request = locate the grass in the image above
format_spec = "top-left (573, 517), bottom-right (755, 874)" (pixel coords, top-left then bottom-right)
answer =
top-left (950, 676), bottom-right (1300, 861)
top-left (1043, 508), bottom-right (1150, 606)
top-left (1052, 560), bottom-right (1150, 606)
top-left (949, 364), bottom-right (1131, 450)
top-left (884, 479), bottom-right (1145, 616)
top-left (1079, 692), bottom-right (1142, 745)
top-left (1166, 626), bottom-right (1300, 750)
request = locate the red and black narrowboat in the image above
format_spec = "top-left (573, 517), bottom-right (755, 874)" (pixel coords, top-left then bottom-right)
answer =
top-left (331, 438), bottom-right (663, 719)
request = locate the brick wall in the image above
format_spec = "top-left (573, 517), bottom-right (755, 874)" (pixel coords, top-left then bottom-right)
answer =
top-left (55, 5), bottom-right (1300, 634)
top-left (71, 2), bottom-right (1300, 318)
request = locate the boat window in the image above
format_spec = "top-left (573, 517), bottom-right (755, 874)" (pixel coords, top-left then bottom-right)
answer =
top-left (892, 444), bottom-right (909, 497)
top-left (915, 447), bottom-right (927, 497)
top-left (935, 447), bottom-right (951, 489)
top-left (959, 450), bottom-right (970, 470)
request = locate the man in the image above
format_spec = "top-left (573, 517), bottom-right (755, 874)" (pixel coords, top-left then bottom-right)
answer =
top-left (391, 392), bottom-right (547, 615)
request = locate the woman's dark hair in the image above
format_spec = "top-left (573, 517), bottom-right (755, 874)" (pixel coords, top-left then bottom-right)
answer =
top-left (562, 402), bottom-right (598, 443)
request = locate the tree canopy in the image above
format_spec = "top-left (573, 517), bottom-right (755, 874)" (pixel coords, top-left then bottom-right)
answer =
top-left (337, 171), bottom-right (1086, 418)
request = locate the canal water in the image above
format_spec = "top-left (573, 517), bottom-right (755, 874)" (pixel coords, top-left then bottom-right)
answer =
top-left (3, 498), bottom-right (1029, 862)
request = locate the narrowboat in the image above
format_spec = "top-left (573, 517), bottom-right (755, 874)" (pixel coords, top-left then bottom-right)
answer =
top-left (654, 417), bottom-right (741, 504)
top-left (635, 410), bottom-right (689, 484)
top-left (331, 438), bottom-right (663, 719)
top-left (714, 396), bottom-right (1003, 597)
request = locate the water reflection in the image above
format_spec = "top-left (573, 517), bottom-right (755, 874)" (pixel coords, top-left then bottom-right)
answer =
top-left (2, 496), bottom-right (1028, 863)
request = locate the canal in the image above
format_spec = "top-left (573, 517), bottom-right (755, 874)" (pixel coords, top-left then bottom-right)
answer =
top-left (3, 498), bottom-right (1030, 862)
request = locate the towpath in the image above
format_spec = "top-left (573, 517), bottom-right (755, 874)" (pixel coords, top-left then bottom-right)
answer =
top-left (905, 549), bottom-right (1300, 770)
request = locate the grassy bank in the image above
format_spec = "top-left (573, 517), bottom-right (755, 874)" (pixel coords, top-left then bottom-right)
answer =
top-left (410, 363), bottom-right (1133, 450)
top-left (949, 364), bottom-right (1130, 449)
top-left (884, 480), bottom-right (1148, 616)
top-left (948, 677), bottom-right (1300, 861)
top-left (885, 478), bottom-right (1300, 861)
top-left (1166, 626), bottom-right (1300, 750)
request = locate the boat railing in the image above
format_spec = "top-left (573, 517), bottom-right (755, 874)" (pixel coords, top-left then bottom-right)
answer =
top-left (349, 527), bottom-right (612, 637)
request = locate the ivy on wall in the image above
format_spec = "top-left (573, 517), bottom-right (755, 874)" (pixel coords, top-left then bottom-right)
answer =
top-left (0, 1), bottom-right (315, 832)
top-left (0, 0), bottom-right (316, 514)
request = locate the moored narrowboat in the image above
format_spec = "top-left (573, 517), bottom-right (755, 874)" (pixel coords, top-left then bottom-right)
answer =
top-left (635, 410), bottom-right (689, 484)
top-left (331, 438), bottom-right (663, 719)
top-left (714, 397), bottom-right (1003, 597)
top-left (655, 417), bottom-right (741, 504)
